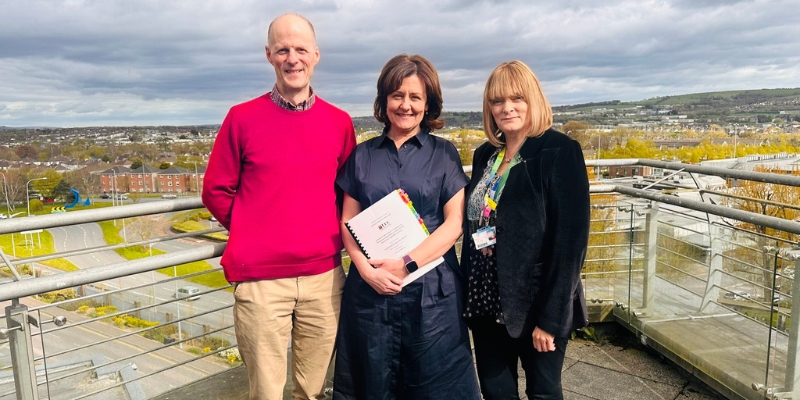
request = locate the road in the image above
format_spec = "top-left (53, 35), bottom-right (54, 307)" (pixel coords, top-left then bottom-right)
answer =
top-left (50, 223), bottom-right (127, 268)
top-left (3, 204), bottom-right (236, 399)
top-left (46, 213), bottom-right (232, 342)
top-left (0, 298), bottom-right (230, 400)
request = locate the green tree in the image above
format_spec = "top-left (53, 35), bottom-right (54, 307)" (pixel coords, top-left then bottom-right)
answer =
top-left (32, 169), bottom-right (62, 199)
top-left (130, 159), bottom-right (143, 170)
top-left (159, 162), bottom-right (172, 169)
top-left (101, 154), bottom-right (110, 162)
top-left (52, 180), bottom-right (73, 201)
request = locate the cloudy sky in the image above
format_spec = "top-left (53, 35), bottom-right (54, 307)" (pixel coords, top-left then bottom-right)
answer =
top-left (1, 0), bottom-right (799, 127)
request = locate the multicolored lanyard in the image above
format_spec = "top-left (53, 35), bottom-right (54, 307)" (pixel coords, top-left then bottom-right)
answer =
top-left (482, 147), bottom-right (517, 219)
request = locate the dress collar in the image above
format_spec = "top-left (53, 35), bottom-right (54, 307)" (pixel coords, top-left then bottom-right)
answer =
top-left (376, 126), bottom-right (431, 149)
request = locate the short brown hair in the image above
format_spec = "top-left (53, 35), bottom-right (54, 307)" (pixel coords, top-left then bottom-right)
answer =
top-left (374, 54), bottom-right (444, 131)
top-left (482, 61), bottom-right (553, 147)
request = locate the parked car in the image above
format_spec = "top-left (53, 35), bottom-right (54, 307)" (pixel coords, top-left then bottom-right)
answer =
top-left (773, 294), bottom-right (790, 306)
top-left (161, 194), bottom-right (178, 199)
top-left (174, 286), bottom-right (201, 301)
top-left (724, 290), bottom-right (750, 300)
top-left (115, 194), bottom-right (128, 200)
top-left (0, 214), bottom-right (7, 219)
top-left (100, 193), bottom-right (111, 199)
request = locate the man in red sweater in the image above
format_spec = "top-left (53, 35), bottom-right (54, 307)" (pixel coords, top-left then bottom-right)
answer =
top-left (202, 13), bottom-right (356, 400)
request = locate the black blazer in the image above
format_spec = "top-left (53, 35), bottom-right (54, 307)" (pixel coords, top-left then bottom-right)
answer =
top-left (461, 129), bottom-right (590, 339)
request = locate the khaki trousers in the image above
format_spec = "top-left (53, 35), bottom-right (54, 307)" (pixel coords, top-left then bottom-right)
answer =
top-left (233, 266), bottom-right (345, 400)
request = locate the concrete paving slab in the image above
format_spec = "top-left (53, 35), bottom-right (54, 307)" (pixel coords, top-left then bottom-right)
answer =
top-left (151, 323), bottom-right (725, 400)
top-left (563, 362), bottom-right (684, 400)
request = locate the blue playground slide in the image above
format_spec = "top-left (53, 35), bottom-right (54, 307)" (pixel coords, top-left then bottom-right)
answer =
top-left (65, 188), bottom-right (91, 208)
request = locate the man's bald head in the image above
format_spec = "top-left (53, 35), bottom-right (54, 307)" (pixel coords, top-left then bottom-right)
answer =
top-left (267, 13), bottom-right (316, 47)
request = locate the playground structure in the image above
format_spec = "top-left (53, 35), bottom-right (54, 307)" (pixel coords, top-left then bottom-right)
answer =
top-left (65, 188), bottom-right (91, 208)
top-left (50, 188), bottom-right (91, 213)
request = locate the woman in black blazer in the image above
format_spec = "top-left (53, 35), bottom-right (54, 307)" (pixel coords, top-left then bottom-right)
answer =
top-left (461, 60), bottom-right (590, 400)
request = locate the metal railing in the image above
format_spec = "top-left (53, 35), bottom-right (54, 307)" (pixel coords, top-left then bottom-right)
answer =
top-left (2, 159), bottom-right (800, 399)
top-left (1, 198), bottom-right (234, 400)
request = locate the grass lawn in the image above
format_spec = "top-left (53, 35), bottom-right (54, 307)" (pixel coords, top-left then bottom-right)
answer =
top-left (0, 231), bottom-right (79, 272)
top-left (172, 220), bottom-right (229, 241)
top-left (27, 199), bottom-right (114, 216)
top-left (97, 220), bottom-right (229, 289)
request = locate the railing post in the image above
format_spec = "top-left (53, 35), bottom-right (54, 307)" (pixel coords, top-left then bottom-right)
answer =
top-left (701, 225), bottom-right (724, 312)
top-left (638, 203), bottom-right (658, 317)
top-left (4, 303), bottom-right (40, 400)
top-left (782, 253), bottom-right (800, 396)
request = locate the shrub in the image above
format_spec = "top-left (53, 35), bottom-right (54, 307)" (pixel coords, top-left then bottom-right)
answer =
top-left (30, 199), bottom-right (43, 212)
top-left (39, 288), bottom-right (79, 303)
top-left (96, 305), bottom-right (118, 314)
top-left (187, 347), bottom-right (203, 356)
top-left (120, 315), bottom-right (159, 329)
top-left (219, 348), bottom-right (242, 365)
top-left (60, 298), bottom-right (101, 312)
top-left (141, 325), bottom-right (178, 342)
top-left (199, 335), bottom-right (231, 350)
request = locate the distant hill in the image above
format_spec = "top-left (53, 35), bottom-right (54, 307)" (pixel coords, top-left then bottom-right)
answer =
top-left (553, 87), bottom-right (800, 125)
top-left (353, 111), bottom-right (484, 131)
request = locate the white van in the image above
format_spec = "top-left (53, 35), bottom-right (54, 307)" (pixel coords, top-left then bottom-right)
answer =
top-left (724, 290), bottom-right (750, 300)
top-left (175, 286), bottom-right (201, 301)
top-left (162, 194), bottom-right (178, 199)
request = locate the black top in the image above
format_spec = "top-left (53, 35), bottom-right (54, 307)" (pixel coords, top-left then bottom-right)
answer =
top-left (460, 129), bottom-right (591, 338)
top-left (337, 128), bottom-right (469, 267)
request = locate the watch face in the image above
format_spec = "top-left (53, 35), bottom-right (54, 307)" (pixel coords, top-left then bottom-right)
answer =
top-left (406, 261), bottom-right (419, 273)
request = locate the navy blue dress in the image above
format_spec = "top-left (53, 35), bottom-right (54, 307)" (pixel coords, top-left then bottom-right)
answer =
top-left (333, 128), bottom-right (480, 400)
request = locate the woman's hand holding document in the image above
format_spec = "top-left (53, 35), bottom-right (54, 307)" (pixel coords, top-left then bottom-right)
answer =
top-left (344, 189), bottom-right (444, 286)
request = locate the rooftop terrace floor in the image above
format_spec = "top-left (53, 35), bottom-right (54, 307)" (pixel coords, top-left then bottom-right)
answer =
top-left (151, 323), bottom-right (724, 400)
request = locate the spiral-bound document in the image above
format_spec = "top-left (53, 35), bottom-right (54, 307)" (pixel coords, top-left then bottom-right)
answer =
top-left (344, 189), bottom-right (444, 286)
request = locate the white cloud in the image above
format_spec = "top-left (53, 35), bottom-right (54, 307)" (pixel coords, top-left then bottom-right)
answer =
top-left (0, 0), bottom-right (799, 126)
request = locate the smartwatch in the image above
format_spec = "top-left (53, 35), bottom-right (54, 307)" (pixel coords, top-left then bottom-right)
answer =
top-left (402, 254), bottom-right (419, 273)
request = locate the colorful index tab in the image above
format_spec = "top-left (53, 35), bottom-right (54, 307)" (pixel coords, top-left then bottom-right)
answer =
top-left (398, 189), bottom-right (430, 235)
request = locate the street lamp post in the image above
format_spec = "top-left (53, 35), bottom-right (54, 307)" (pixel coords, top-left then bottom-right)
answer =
top-left (596, 132), bottom-right (602, 181)
top-left (174, 264), bottom-right (183, 349)
top-left (108, 170), bottom-right (126, 241)
top-left (26, 177), bottom-right (47, 216)
top-left (1, 172), bottom-right (11, 220)
top-left (0, 173), bottom-right (15, 257)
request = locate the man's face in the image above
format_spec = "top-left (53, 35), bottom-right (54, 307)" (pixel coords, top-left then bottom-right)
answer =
top-left (266, 16), bottom-right (319, 101)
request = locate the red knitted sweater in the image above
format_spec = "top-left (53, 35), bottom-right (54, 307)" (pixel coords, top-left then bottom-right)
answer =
top-left (203, 94), bottom-right (356, 281)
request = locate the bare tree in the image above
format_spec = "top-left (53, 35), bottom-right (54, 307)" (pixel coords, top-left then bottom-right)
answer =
top-left (3, 169), bottom-right (29, 212)
top-left (732, 168), bottom-right (800, 300)
top-left (126, 215), bottom-right (163, 253)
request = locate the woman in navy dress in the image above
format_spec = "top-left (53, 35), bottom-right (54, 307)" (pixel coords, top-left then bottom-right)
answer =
top-left (333, 54), bottom-right (480, 400)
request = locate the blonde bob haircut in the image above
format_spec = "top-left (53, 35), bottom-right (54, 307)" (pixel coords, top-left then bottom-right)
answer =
top-left (482, 61), bottom-right (553, 147)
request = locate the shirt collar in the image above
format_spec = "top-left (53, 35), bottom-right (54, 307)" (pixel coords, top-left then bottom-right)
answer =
top-left (376, 126), bottom-right (431, 148)
top-left (270, 84), bottom-right (316, 111)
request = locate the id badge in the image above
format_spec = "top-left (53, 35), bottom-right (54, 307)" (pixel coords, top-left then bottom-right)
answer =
top-left (472, 226), bottom-right (497, 250)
